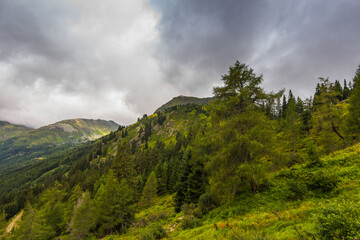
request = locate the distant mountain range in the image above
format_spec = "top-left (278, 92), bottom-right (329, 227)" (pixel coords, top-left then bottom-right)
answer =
top-left (0, 118), bottom-right (119, 194)
top-left (0, 118), bottom-right (119, 145)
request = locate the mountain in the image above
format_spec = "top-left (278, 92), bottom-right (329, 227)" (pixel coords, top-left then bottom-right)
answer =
top-left (0, 121), bottom-right (31, 141)
top-left (23, 118), bottom-right (119, 146)
top-left (0, 118), bottom-right (119, 195)
top-left (155, 95), bottom-right (213, 112)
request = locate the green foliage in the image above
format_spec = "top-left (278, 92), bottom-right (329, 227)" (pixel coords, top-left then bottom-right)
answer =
top-left (68, 191), bottom-right (96, 239)
top-left (11, 201), bottom-right (56, 240)
top-left (0, 209), bottom-right (6, 235)
top-left (94, 170), bottom-right (135, 236)
top-left (139, 172), bottom-right (158, 208)
top-left (346, 65), bottom-right (360, 139)
top-left (315, 199), bottom-right (360, 239)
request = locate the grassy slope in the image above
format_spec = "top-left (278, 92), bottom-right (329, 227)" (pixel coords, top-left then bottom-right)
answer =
top-left (104, 143), bottom-right (360, 240)
top-left (0, 121), bottom-right (31, 141)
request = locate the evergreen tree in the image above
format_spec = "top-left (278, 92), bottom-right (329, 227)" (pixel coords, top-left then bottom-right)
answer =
top-left (343, 79), bottom-right (350, 99)
top-left (346, 65), bottom-right (360, 139)
top-left (112, 142), bottom-right (136, 185)
top-left (68, 191), bottom-right (96, 239)
top-left (155, 162), bottom-right (168, 196)
top-left (187, 160), bottom-right (206, 203)
top-left (174, 152), bottom-right (191, 212)
top-left (11, 202), bottom-right (55, 240)
top-left (139, 171), bottom-right (158, 208)
top-left (0, 209), bottom-right (6, 235)
top-left (311, 78), bottom-right (344, 153)
top-left (94, 170), bottom-right (135, 236)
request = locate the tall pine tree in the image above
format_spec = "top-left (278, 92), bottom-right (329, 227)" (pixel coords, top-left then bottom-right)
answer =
top-left (346, 65), bottom-right (360, 139)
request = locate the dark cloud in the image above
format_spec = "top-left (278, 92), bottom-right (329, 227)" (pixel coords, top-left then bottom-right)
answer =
top-left (1, 0), bottom-right (360, 127)
top-left (0, 0), bottom-right (177, 127)
top-left (151, 0), bottom-right (360, 97)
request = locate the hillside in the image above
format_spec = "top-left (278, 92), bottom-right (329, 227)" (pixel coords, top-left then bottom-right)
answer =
top-left (2, 62), bottom-right (360, 239)
top-left (0, 118), bottom-right (119, 196)
top-left (0, 121), bottom-right (31, 141)
top-left (18, 118), bottom-right (119, 146)
top-left (155, 95), bottom-right (213, 113)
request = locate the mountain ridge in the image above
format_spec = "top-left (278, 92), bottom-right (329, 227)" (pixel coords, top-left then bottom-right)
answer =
top-left (155, 95), bottom-right (213, 113)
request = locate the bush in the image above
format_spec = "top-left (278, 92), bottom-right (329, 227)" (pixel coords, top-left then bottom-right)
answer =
top-left (198, 192), bottom-right (218, 215)
top-left (139, 225), bottom-right (167, 240)
top-left (306, 170), bottom-right (339, 193)
top-left (286, 179), bottom-right (308, 200)
top-left (181, 215), bottom-right (199, 230)
top-left (151, 225), bottom-right (166, 239)
top-left (315, 199), bottom-right (360, 239)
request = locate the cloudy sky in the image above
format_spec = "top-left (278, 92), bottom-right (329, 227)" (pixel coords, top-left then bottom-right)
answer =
top-left (0, 0), bottom-right (359, 128)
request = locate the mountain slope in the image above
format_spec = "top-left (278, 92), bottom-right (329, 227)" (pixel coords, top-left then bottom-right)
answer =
top-left (0, 118), bottom-right (119, 195)
top-left (17, 118), bottom-right (119, 146)
top-left (0, 121), bottom-right (31, 141)
top-left (155, 95), bottom-right (213, 112)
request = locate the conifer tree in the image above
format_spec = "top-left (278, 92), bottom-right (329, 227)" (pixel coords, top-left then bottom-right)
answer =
top-left (11, 202), bottom-right (55, 240)
top-left (155, 162), bottom-right (168, 196)
top-left (139, 171), bottom-right (158, 208)
top-left (346, 65), bottom-right (360, 139)
top-left (187, 160), bottom-right (206, 203)
top-left (68, 192), bottom-right (96, 239)
top-left (94, 170), bottom-right (134, 235)
top-left (0, 209), bottom-right (6, 235)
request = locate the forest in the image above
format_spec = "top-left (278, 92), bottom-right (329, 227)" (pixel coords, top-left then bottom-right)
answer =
top-left (1, 61), bottom-right (360, 239)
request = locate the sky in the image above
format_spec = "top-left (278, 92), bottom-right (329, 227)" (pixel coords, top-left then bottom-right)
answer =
top-left (0, 0), bottom-right (360, 128)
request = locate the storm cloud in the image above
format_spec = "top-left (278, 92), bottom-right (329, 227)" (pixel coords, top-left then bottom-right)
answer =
top-left (0, 0), bottom-right (359, 127)
top-left (152, 0), bottom-right (360, 97)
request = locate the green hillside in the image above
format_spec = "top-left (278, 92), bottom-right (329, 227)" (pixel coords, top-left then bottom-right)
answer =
top-left (155, 95), bottom-right (213, 113)
top-left (2, 61), bottom-right (360, 239)
top-left (0, 121), bottom-right (31, 141)
top-left (0, 119), bottom-right (119, 196)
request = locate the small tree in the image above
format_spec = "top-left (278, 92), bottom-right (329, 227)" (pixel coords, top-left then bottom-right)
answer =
top-left (139, 171), bottom-right (158, 208)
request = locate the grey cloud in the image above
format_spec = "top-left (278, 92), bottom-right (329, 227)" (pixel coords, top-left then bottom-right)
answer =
top-left (0, 0), bottom-right (177, 127)
top-left (1, 0), bottom-right (360, 128)
top-left (151, 0), bottom-right (360, 98)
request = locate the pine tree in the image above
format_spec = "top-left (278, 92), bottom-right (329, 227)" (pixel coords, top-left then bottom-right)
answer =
top-left (94, 170), bottom-right (135, 236)
top-left (187, 160), bottom-right (206, 203)
top-left (346, 65), bottom-right (360, 139)
top-left (174, 160), bottom-right (191, 212)
top-left (139, 171), bottom-right (158, 208)
top-left (0, 209), bottom-right (6, 235)
top-left (68, 191), bottom-right (96, 239)
top-left (155, 162), bottom-right (168, 196)
top-left (112, 142), bottom-right (136, 185)
top-left (11, 202), bottom-right (55, 240)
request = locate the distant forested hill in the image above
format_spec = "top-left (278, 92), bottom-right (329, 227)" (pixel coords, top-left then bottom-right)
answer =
top-left (0, 119), bottom-right (119, 196)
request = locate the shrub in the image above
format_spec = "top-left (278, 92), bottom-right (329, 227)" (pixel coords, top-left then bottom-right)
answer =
top-left (139, 225), bottom-right (167, 240)
top-left (315, 199), bottom-right (360, 239)
top-left (198, 192), bottom-right (218, 215)
top-left (180, 215), bottom-right (199, 230)
top-left (306, 170), bottom-right (339, 193)
top-left (286, 179), bottom-right (308, 200)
